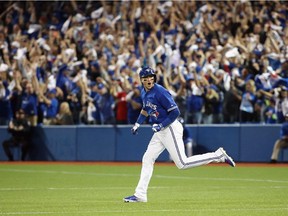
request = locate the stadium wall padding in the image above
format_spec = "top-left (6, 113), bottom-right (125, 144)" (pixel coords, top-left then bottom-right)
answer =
top-left (0, 124), bottom-right (287, 162)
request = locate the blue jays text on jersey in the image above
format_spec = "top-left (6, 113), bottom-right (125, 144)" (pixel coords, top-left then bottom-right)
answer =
top-left (141, 83), bottom-right (178, 125)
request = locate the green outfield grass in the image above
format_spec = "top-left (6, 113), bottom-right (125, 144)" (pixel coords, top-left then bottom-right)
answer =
top-left (0, 162), bottom-right (287, 216)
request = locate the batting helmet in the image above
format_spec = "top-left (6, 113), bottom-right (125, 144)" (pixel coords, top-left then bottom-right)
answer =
top-left (139, 66), bottom-right (156, 82)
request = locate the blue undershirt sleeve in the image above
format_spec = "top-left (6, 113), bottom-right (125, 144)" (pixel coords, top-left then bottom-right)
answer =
top-left (161, 108), bottom-right (180, 128)
top-left (136, 113), bottom-right (147, 125)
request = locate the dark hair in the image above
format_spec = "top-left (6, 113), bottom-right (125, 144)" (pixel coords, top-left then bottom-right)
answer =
top-left (16, 109), bottom-right (25, 114)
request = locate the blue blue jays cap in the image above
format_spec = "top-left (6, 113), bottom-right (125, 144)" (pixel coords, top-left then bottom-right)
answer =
top-left (97, 83), bottom-right (105, 90)
top-left (195, 65), bottom-right (202, 73)
top-left (139, 66), bottom-right (155, 78)
top-left (89, 81), bottom-right (97, 87)
top-left (48, 88), bottom-right (57, 94)
top-left (139, 66), bottom-right (157, 82)
top-left (90, 61), bottom-right (99, 68)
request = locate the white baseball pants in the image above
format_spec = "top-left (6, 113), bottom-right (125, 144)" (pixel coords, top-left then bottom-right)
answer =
top-left (134, 120), bottom-right (224, 201)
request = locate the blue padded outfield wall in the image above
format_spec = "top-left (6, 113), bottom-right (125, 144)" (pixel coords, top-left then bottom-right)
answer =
top-left (0, 124), bottom-right (287, 162)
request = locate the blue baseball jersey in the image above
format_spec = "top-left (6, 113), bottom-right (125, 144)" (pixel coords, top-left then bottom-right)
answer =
top-left (141, 84), bottom-right (178, 125)
top-left (21, 92), bottom-right (38, 116)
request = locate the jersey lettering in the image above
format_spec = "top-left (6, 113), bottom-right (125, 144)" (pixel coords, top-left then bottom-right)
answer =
top-left (144, 101), bottom-right (160, 119)
top-left (145, 101), bottom-right (157, 110)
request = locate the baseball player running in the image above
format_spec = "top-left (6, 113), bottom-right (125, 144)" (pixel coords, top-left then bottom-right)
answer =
top-left (123, 66), bottom-right (235, 203)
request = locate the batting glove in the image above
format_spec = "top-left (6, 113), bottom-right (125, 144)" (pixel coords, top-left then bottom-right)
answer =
top-left (152, 123), bottom-right (163, 132)
top-left (131, 123), bottom-right (140, 135)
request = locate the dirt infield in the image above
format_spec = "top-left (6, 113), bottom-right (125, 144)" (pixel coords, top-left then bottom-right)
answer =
top-left (0, 161), bottom-right (287, 167)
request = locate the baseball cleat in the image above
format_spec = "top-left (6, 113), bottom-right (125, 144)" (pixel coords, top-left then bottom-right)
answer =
top-left (218, 147), bottom-right (236, 167)
top-left (123, 195), bottom-right (147, 203)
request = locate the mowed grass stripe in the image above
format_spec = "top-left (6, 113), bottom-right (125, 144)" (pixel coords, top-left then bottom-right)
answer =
top-left (0, 167), bottom-right (288, 183)
top-left (0, 164), bottom-right (288, 216)
top-left (2, 207), bottom-right (288, 215)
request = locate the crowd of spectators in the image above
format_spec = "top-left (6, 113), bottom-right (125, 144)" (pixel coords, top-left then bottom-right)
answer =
top-left (0, 0), bottom-right (287, 127)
